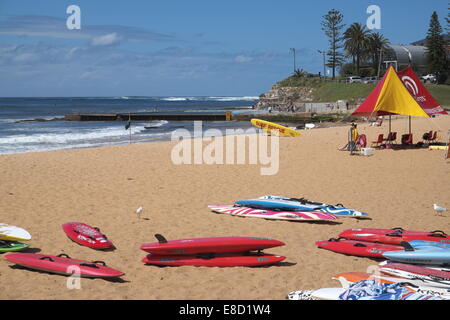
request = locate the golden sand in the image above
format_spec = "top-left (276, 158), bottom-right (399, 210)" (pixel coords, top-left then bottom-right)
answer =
top-left (0, 115), bottom-right (449, 300)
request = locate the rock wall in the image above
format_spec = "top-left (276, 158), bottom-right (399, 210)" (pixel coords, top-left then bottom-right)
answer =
top-left (256, 84), bottom-right (315, 111)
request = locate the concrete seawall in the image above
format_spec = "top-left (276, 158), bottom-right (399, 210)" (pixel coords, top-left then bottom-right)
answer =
top-left (64, 112), bottom-right (231, 121)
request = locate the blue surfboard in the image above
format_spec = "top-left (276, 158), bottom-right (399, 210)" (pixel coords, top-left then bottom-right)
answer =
top-left (383, 248), bottom-right (450, 266)
top-left (235, 197), bottom-right (367, 217)
top-left (408, 241), bottom-right (450, 250)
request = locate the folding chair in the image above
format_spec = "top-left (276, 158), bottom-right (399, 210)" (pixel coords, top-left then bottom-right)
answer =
top-left (422, 130), bottom-right (432, 143)
top-left (428, 131), bottom-right (437, 143)
top-left (390, 132), bottom-right (397, 144)
top-left (371, 134), bottom-right (384, 148)
top-left (401, 133), bottom-right (413, 146)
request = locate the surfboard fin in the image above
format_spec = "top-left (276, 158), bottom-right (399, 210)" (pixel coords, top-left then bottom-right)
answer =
top-left (400, 241), bottom-right (415, 251)
top-left (155, 234), bottom-right (168, 243)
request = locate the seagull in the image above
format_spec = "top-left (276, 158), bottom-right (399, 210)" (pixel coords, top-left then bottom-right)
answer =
top-left (433, 204), bottom-right (447, 216)
top-left (135, 206), bottom-right (144, 218)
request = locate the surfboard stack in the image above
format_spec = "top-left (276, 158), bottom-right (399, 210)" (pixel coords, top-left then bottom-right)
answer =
top-left (140, 234), bottom-right (286, 267)
top-left (316, 227), bottom-right (450, 263)
top-left (0, 224), bottom-right (32, 252)
top-left (209, 195), bottom-right (368, 222)
top-left (288, 259), bottom-right (450, 300)
top-left (300, 227), bottom-right (450, 300)
top-left (208, 205), bottom-right (338, 222)
top-left (288, 279), bottom-right (449, 300)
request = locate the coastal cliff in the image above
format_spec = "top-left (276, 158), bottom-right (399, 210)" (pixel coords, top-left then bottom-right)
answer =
top-left (255, 80), bottom-right (354, 113)
top-left (255, 76), bottom-right (450, 112)
top-left (256, 84), bottom-right (316, 110)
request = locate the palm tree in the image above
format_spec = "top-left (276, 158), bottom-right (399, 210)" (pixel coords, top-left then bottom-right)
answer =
top-left (367, 32), bottom-right (390, 73)
top-left (343, 23), bottom-right (371, 74)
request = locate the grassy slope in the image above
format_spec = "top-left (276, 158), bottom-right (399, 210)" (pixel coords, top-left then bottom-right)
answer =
top-left (276, 76), bottom-right (450, 107)
top-left (426, 84), bottom-right (450, 107)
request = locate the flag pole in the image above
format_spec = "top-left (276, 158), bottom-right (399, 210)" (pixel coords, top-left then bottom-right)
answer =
top-left (129, 112), bottom-right (131, 144)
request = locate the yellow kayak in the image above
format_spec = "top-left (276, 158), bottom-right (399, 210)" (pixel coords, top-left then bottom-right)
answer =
top-left (250, 119), bottom-right (301, 137)
top-left (429, 145), bottom-right (448, 150)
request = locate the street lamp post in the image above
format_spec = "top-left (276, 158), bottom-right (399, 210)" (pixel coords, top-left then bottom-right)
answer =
top-left (317, 50), bottom-right (326, 79)
top-left (377, 48), bottom-right (383, 80)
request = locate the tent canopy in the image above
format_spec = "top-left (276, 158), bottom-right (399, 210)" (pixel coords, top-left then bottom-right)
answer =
top-left (397, 66), bottom-right (448, 116)
top-left (352, 66), bottom-right (429, 118)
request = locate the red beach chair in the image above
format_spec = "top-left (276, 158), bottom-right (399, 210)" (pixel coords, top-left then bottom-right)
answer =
top-left (428, 131), bottom-right (437, 143)
top-left (371, 134), bottom-right (384, 148)
top-left (356, 134), bottom-right (367, 149)
top-left (390, 132), bottom-right (397, 144)
top-left (422, 130), bottom-right (432, 143)
top-left (401, 133), bottom-right (413, 145)
top-left (384, 132), bottom-right (397, 144)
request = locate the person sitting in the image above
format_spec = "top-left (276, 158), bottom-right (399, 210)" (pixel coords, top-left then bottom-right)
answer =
top-left (371, 116), bottom-right (383, 127)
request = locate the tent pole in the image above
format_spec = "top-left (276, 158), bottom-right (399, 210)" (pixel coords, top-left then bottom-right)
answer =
top-left (389, 115), bottom-right (391, 134)
top-left (409, 116), bottom-right (411, 134)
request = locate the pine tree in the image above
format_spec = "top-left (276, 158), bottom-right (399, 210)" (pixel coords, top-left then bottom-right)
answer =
top-left (447, 5), bottom-right (449, 33)
top-left (425, 11), bottom-right (448, 83)
top-left (321, 9), bottom-right (345, 79)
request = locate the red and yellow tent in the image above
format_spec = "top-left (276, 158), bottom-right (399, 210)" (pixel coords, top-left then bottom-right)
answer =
top-left (397, 66), bottom-right (448, 116)
top-left (352, 66), bottom-right (429, 118)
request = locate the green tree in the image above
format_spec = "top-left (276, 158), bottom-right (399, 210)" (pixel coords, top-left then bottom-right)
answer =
top-left (367, 32), bottom-right (390, 73)
top-left (425, 11), bottom-right (448, 83)
top-left (321, 9), bottom-right (346, 79)
top-left (447, 5), bottom-right (449, 33)
top-left (343, 23), bottom-right (371, 74)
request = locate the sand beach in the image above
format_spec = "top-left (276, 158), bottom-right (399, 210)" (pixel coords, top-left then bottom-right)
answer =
top-left (0, 115), bottom-right (449, 300)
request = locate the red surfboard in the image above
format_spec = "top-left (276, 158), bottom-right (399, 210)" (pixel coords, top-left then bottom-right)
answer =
top-left (380, 261), bottom-right (450, 281)
top-left (338, 228), bottom-right (450, 245)
top-left (140, 234), bottom-right (285, 255)
top-left (62, 222), bottom-right (114, 249)
top-left (142, 252), bottom-right (286, 267)
top-left (316, 238), bottom-right (404, 258)
top-left (4, 253), bottom-right (124, 278)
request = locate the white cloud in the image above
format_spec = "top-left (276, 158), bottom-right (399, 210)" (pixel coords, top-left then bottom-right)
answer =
top-left (235, 55), bottom-right (253, 63)
top-left (0, 15), bottom-right (175, 44)
top-left (13, 53), bottom-right (37, 63)
top-left (90, 33), bottom-right (122, 46)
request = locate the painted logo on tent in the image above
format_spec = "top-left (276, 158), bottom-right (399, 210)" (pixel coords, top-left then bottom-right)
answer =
top-left (401, 76), bottom-right (419, 95)
top-left (401, 76), bottom-right (427, 103)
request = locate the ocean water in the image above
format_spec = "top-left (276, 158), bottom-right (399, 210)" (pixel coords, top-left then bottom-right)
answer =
top-left (0, 96), bottom-right (260, 154)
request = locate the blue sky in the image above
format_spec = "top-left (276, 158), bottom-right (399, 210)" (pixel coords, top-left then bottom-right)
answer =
top-left (0, 0), bottom-right (447, 97)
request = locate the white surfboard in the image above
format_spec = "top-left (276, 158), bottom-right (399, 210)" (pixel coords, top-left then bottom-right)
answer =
top-left (0, 224), bottom-right (31, 241)
top-left (311, 288), bottom-right (345, 300)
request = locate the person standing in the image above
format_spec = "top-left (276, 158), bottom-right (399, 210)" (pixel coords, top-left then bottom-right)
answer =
top-left (348, 123), bottom-right (359, 155)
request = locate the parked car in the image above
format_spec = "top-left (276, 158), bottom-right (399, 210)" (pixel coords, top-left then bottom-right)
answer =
top-left (345, 76), bottom-right (362, 83)
top-left (362, 76), bottom-right (377, 84)
top-left (420, 74), bottom-right (437, 84)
